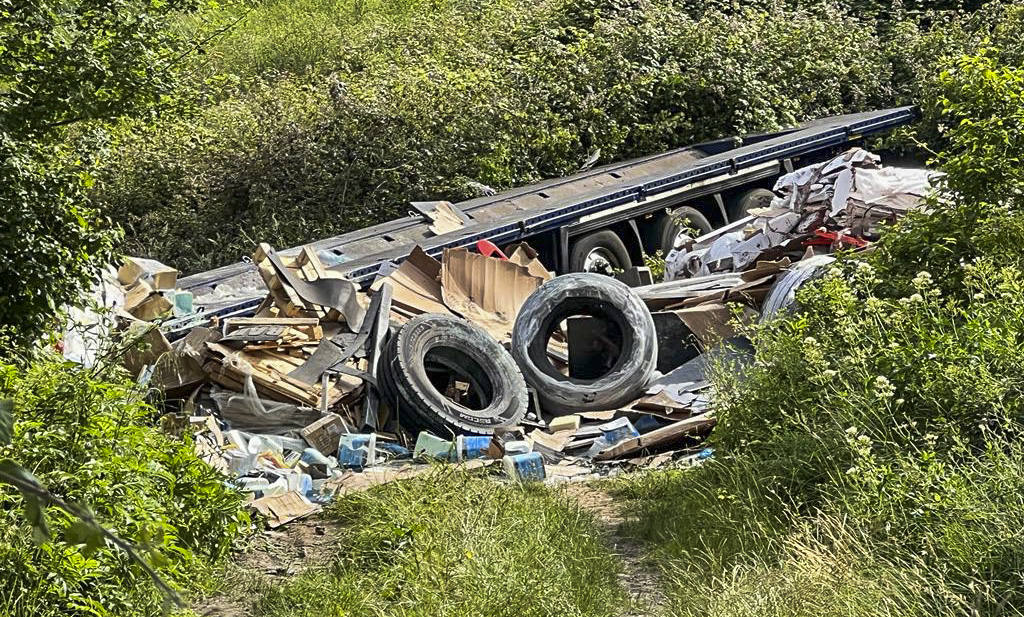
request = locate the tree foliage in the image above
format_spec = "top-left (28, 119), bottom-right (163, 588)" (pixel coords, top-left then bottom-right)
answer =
top-left (0, 352), bottom-right (248, 617)
top-left (0, 0), bottom-right (199, 352)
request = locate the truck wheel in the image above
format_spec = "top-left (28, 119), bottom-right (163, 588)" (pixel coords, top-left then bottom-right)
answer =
top-left (381, 313), bottom-right (528, 435)
top-left (728, 188), bottom-right (776, 221)
top-left (569, 230), bottom-right (632, 275)
top-left (511, 273), bottom-right (657, 413)
top-left (646, 205), bottom-right (713, 253)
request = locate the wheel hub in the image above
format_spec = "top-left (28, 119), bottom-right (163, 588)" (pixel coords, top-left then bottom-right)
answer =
top-left (582, 248), bottom-right (615, 274)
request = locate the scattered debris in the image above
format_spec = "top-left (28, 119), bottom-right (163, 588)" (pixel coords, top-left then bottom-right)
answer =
top-left (82, 148), bottom-right (933, 527)
top-left (664, 148), bottom-right (936, 281)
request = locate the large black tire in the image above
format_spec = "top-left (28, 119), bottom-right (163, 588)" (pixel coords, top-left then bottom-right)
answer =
top-left (727, 188), bottom-right (776, 221)
top-left (645, 205), bottom-right (714, 253)
top-left (511, 273), bottom-right (657, 413)
top-left (761, 255), bottom-right (835, 319)
top-left (380, 314), bottom-right (527, 435)
top-left (569, 230), bottom-right (632, 274)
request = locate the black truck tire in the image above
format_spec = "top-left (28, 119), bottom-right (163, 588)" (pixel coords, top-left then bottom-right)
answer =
top-left (728, 188), bottom-right (776, 221)
top-left (511, 273), bottom-right (657, 413)
top-left (761, 255), bottom-right (836, 319)
top-left (646, 205), bottom-right (714, 252)
top-left (569, 230), bottom-right (633, 274)
top-left (380, 313), bottom-right (528, 435)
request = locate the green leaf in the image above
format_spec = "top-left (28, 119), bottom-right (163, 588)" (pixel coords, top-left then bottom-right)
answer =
top-left (0, 459), bottom-right (52, 543)
top-left (25, 495), bottom-right (51, 545)
top-left (66, 520), bottom-right (107, 556)
top-left (0, 398), bottom-right (12, 445)
top-left (0, 458), bottom-right (43, 491)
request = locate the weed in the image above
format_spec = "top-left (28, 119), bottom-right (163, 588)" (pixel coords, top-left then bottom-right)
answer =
top-left (209, 471), bottom-right (625, 617)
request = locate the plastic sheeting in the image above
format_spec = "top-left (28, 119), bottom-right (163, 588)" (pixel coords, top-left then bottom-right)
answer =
top-left (210, 384), bottom-right (321, 435)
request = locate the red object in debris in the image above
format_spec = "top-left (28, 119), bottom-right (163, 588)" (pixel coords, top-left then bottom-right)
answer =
top-left (804, 229), bottom-right (869, 248)
top-left (475, 239), bottom-right (508, 260)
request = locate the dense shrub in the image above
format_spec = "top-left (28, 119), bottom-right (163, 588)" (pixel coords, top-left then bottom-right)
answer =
top-left (0, 353), bottom-right (248, 617)
top-left (0, 0), bottom-right (201, 351)
top-left (98, 0), bottom-right (1024, 273)
top-left (614, 52), bottom-right (1024, 617)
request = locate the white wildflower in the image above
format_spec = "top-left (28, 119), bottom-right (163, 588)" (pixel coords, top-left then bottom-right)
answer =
top-left (912, 270), bottom-right (933, 290)
top-left (874, 375), bottom-right (895, 399)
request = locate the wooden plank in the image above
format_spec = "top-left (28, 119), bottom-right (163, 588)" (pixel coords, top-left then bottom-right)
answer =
top-left (225, 317), bottom-right (321, 327)
top-left (594, 413), bottom-right (716, 460)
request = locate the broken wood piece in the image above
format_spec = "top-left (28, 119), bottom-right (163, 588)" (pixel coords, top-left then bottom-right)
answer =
top-left (222, 318), bottom-right (323, 344)
top-left (254, 245), bottom-right (310, 317)
top-left (262, 244), bottom-right (366, 330)
top-left (204, 342), bottom-right (358, 407)
top-left (594, 413), bottom-right (716, 460)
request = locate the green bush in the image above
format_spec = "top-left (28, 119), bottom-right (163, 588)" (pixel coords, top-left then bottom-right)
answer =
top-left (0, 353), bottom-right (248, 617)
top-left (99, 0), bottom-right (1018, 274)
top-left (613, 51), bottom-right (1024, 617)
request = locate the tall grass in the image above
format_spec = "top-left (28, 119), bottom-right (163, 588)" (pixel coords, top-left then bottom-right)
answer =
top-left (209, 471), bottom-right (626, 617)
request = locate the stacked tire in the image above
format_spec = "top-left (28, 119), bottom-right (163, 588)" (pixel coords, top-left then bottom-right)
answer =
top-left (511, 273), bottom-right (658, 413)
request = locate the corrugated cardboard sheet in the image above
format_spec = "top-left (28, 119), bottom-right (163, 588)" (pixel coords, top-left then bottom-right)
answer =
top-left (250, 491), bottom-right (320, 528)
top-left (441, 248), bottom-right (545, 342)
top-left (371, 246), bottom-right (451, 317)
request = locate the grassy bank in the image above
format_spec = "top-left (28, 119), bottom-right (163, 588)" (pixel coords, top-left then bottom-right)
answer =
top-left (199, 472), bottom-right (625, 617)
top-left (609, 51), bottom-right (1024, 617)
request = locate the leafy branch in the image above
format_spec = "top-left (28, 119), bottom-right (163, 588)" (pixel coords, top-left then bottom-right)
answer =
top-left (0, 399), bottom-right (183, 611)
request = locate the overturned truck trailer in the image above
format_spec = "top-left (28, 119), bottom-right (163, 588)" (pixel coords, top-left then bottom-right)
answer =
top-left (121, 108), bottom-right (932, 502)
top-left (172, 106), bottom-right (916, 334)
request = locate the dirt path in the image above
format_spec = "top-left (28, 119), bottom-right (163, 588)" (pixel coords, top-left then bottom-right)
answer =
top-left (193, 483), bottom-right (664, 617)
top-left (562, 482), bottom-right (666, 617)
top-left (191, 515), bottom-right (342, 617)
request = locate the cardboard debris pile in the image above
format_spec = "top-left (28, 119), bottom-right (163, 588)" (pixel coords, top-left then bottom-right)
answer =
top-left (89, 149), bottom-right (935, 527)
